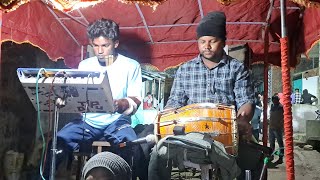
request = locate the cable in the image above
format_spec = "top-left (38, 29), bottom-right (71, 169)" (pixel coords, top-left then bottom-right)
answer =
top-left (36, 68), bottom-right (47, 180)
top-left (80, 73), bottom-right (93, 150)
top-left (42, 70), bottom-right (64, 174)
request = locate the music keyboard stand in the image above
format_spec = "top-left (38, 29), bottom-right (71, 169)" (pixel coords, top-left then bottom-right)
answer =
top-left (17, 68), bottom-right (115, 180)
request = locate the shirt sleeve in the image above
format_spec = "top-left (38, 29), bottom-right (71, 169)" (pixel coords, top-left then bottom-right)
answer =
top-left (165, 66), bottom-right (188, 109)
top-left (233, 63), bottom-right (255, 110)
top-left (78, 60), bottom-right (86, 70)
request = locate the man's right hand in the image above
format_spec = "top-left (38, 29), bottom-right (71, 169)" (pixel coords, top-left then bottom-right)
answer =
top-left (237, 111), bottom-right (253, 141)
top-left (114, 99), bottom-right (129, 114)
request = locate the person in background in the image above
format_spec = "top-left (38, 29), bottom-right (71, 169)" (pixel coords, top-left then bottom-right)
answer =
top-left (269, 95), bottom-right (284, 164)
top-left (143, 92), bottom-right (153, 109)
top-left (294, 88), bottom-right (302, 104)
top-left (259, 91), bottom-right (264, 107)
top-left (251, 104), bottom-right (262, 141)
top-left (290, 90), bottom-right (296, 104)
top-left (44, 18), bottom-right (142, 178)
top-left (301, 89), bottom-right (318, 105)
top-left (254, 92), bottom-right (262, 107)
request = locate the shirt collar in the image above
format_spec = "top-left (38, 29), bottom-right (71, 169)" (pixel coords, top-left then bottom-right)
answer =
top-left (196, 52), bottom-right (229, 65)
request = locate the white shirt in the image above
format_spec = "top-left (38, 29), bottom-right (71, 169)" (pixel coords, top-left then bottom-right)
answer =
top-left (78, 54), bottom-right (142, 129)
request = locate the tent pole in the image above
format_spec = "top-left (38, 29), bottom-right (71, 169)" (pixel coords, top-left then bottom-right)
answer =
top-left (262, 28), bottom-right (269, 146)
top-left (0, 10), bottom-right (2, 83)
top-left (262, 56), bottom-right (269, 146)
top-left (280, 0), bottom-right (287, 37)
top-left (262, 0), bottom-right (274, 146)
top-left (318, 42), bottom-right (320, 100)
top-left (280, 0), bottom-right (295, 179)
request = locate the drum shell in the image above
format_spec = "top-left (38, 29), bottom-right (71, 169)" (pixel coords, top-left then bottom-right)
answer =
top-left (156, 103), bottom-right (238, 155)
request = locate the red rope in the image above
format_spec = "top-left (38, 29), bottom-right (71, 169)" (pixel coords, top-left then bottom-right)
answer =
top-left (280, 37), bottom-right (295, 180)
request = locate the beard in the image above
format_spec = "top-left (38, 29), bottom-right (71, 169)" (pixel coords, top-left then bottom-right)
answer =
top-left (201, 50), bottom-right (223, 63)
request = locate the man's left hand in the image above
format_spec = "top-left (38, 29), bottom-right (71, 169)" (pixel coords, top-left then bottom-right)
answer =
top-left (114, 99), bottom-right (129, 114)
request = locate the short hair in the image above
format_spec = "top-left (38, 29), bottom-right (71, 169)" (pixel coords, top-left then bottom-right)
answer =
top-left (87, 19), bottom-right (120, 41)
top-left (272, 95), bottom-right (279, 101)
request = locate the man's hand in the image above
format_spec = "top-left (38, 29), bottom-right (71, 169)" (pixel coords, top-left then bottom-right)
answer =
top-left (237, 111), bottom-right (252, 141)
top-left (114, 99), bottom-right (129, 114)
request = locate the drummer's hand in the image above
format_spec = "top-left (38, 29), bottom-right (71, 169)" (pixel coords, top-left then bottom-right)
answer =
top-left (114, 99), bottom-right (129, 114)
top-left (237, 111), bottom-right (252, 141)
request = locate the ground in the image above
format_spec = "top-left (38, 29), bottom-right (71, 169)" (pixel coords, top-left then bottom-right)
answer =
top-left (268, 145), bottom-right (320, 180)
top-left (50, 142), bottom-right (320, 180)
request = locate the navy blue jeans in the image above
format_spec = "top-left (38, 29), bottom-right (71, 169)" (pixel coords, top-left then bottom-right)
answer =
top-left (268, 128), bottom-right (284, 157)
top-left (43, 115), bottom-right (137, 178)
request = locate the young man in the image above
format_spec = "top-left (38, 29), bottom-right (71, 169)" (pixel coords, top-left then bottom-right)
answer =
top-left (44, 19), bottom-right (142, 178)
top-left (269, 95), bottom-right (284, 163)
top-left (293, 88), bottom-right (302, 104)
top-left (301, 89), bottom-right (318, 105)
top-left (149, 11), bottom-right (256, 180)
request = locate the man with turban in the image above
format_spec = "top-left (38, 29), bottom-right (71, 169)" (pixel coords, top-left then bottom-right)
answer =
top-left (149, 11), bottom-right (260, 180)
top-left (166, 11), bottom-right (254, 137)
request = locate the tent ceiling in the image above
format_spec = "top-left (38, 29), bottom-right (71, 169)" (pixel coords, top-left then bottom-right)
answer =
top-left (2, 0), bottom-right (320, 71)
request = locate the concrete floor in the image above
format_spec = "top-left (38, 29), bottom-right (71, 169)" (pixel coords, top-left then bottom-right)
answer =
top-left (268, 145), bottom-right (320, 180)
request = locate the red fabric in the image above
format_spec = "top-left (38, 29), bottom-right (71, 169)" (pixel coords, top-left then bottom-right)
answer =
top-left (1, 0), bottom-right (320, 70)
top-left (2, 1), bottom-right (81, 68)
top-left (278, 93), bottom-right (284, 105)
top-left (280, 37), bottom-right (295, 180)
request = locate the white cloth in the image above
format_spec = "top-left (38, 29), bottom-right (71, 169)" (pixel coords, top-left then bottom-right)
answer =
top-left (78, 54), bottom-right (142, 129)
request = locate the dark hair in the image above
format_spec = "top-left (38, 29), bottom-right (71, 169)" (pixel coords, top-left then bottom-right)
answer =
top-left (87, 19), bottom-right (120, 41)
top-left (272, 95), bottom-right (279, 101)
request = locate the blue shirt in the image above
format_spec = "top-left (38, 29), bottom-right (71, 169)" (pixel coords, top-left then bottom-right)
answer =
top-left (78, 54), bottom-right (142, 129)
top-left (166, 54), bottom-right (254, 110)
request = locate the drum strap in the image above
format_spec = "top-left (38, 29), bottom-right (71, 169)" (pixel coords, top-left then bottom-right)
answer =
top-left (154, 132), bottom-right (241, 180)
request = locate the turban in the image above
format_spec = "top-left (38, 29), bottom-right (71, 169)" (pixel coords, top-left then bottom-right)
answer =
top-left (196, 11), bottom-right (226, 40)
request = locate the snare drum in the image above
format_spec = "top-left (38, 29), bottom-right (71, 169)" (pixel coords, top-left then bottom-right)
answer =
top-left (155, 103), bottom-right (238, 155)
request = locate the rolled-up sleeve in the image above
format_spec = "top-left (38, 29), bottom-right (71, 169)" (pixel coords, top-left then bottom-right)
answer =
top-left (165, 67), bottom-right (188, 109)
top-left (233, 64), bottom-right (255, 110)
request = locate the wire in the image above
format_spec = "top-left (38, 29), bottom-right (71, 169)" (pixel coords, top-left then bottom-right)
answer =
top-left (81, 73), bottom-right (94, 149)
top-left (42, 70), bottom-right (63, 174)
top-left (36, 68), bottom-right (47, 180)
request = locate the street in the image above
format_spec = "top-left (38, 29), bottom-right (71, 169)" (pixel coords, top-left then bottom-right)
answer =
top-left (268, 146), bottom-right (320, 180)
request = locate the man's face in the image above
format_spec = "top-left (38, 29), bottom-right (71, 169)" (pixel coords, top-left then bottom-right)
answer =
top-left (91, 36), bottom-right (119, 62)
top-left (272, 99), bottom-right (280, 105)
top-left (197, 36), bottom-right (225, 61)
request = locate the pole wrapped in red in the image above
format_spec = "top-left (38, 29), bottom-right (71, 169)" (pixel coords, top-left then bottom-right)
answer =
top-left (280, 37), bottom-right (295, 180)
